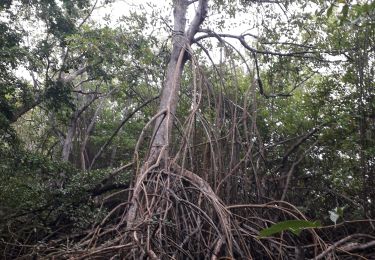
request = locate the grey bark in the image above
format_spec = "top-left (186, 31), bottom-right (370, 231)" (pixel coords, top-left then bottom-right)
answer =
top-left (148, 0), bottom-right (208, 162)
top-left (61, 118), bottom-right (77, 162)
top-left (126, 0), bottom-right (209, 233)
top-left (61, 95), bottom-right (98, 162)
top-left (79, 88), bottom-right (117, 170)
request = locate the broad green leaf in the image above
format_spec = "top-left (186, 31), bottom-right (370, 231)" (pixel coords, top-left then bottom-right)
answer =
top-left (259, 220), bottom-right (321, 237)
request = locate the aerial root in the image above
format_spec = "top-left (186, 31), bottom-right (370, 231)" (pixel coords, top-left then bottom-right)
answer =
top-left (45, 160), bottom-right (332, 259)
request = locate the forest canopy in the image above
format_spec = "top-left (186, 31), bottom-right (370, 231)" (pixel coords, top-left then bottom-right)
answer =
top-left (0, 0), bottom-right (374, 259)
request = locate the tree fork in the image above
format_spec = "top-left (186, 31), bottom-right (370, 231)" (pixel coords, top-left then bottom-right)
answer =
top-left (148, 0), bottom-right (208, 163)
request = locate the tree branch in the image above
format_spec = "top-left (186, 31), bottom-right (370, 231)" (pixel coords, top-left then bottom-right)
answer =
top-left (314, 234), bottom-right (375, 260)
top-left (89, 96), bottom-right (159, 170)
top-left (194, 30), bottom-right (333, 59)
top-left (187, 0), bottom-right (208, 43)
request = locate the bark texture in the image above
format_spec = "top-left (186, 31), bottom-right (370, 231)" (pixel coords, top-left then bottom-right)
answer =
top-left (149, 0), bottom-right (208, 162)
top-left (125, 0), bottom-right (209, 241)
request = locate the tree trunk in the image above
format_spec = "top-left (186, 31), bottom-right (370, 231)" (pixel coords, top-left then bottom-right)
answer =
top-left (148, 0), bottom-right (208, 163)
top-left (125, 0), bottom-right (208, 234)
top-left (61, 95), bottom-right (98, 162)
top-left (62, 118), bottom-right (77, 162)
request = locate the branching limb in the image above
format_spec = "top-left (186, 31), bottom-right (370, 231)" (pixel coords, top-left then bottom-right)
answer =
top-left (89, 96), bottom-right (159, 170)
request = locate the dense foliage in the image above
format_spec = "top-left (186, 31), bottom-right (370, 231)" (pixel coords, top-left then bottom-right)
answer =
top-left (0, 0), bottom-right (374, 258)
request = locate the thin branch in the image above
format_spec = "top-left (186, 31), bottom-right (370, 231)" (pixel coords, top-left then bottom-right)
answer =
top-left (194, 30), bottom-right (337, 59)
top-left (71, 90), bottom-right (103, 95)
top-left (281, 140), bottom-right (318, 201)
top-left (90, 162), bottom-right (134, 197)
top-left (78, 0), bottom-right (99, 29)
top-left (281, 123), bottom-right (325, 166)
top-left (89, 96), bottom-right (159, 170)
top-left (187, 0), bottom-right (199, 4)
top-left (340, 240), bottom-right (375, 252)
top-left (314, 234), bottom-right (375, 260)
top-left (194, 31), bottom-right (301, 98)
top-left (61, 66), bottom-right (88, 83)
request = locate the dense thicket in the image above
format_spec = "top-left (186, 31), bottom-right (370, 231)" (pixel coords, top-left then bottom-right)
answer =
top-left (1, 0), bottom-right (374, 259)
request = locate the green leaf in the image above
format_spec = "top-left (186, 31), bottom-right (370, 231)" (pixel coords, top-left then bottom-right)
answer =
top-left (337, 207), bottom-right (344, 217)
top-left (327, 4), bottom-right (334, 17)
top-left (342, 4), bottom-right (349, 19)
top-left (259, 220), bottom-right (321, 237)
top-left (339, 4), bottom-right (349, 25)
